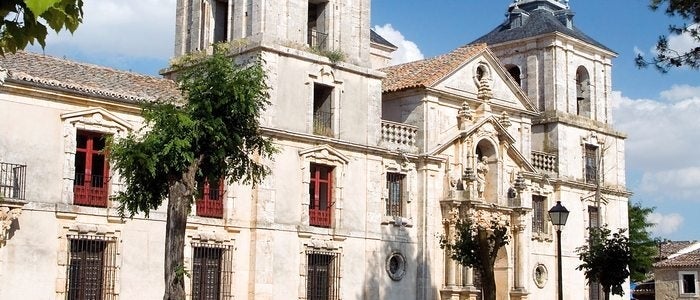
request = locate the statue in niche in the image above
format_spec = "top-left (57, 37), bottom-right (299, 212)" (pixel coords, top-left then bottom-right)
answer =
top-left (476, 156), bottom-right (489, 199)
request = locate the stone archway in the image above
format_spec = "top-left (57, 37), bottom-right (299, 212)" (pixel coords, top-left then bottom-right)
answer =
top-left (494, 246), bottom-right (511, 300)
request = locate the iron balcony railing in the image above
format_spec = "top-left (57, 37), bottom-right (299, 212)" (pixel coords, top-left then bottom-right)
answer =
top-left (313, 110), bottom-right (333, 137)
top-left (0, 162), bottom-right (26, 200)
top-left (308, 28), bottom-right (328, 50)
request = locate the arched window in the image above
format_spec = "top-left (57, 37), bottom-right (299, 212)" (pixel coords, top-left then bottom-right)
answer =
top-left (476, 65), bottom-right (486, 82)
top-left (505, 64), bottom-right (521, 86)
top-left (576, 66), bottom-right (591, 117)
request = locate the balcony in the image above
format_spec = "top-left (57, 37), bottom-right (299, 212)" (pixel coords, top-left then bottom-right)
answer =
top-left (196, 180), bottom-right (224, 218)
top-left (307, 28), bottom-right (328, 50)
top-left (313, 110), bottom-right (333, 137)
top-left (381, 120), bottom-right (418, 153)
top-left (74, 174), bottom-right (108, 207)
top-left (532, 151), bottom-right (557, 174)
top-left (0, 162), bottom-right (26, 200)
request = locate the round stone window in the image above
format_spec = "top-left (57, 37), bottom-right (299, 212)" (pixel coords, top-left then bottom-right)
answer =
top-left (533, 264), bottom-right (548, 288)
top-left (386, 252), bottom-right (407, 281)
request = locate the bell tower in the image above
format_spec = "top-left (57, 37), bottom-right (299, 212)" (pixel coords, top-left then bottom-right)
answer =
top-left (473, 1), bottom-right (630, 298)
top-left (173, 0), bottom-right (372, 66)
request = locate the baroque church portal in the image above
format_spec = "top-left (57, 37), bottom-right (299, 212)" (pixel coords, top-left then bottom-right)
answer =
top-left (0, 0), bottom-right (629, 299)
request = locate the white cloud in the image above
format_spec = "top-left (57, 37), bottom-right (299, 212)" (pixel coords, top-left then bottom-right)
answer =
top-left (648, 212), bottom-right (684, 235)
top-left (633, 46), bottom-right (645, 57)
top-left (660, 84), bottom-right (700, 102)
top-left (667, 24), bottom-right (700, 54)
top-left (372, 24), bottom-right (424, 65)
top-left (38, 0), bottom-right (176, 59)
top-left (613, 87), bottom-right (700, 179)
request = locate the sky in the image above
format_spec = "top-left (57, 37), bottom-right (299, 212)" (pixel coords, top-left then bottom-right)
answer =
top-left (26, 0), bottom-right (700, 240)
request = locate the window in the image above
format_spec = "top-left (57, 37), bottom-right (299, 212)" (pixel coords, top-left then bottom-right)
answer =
top-left (587, 206), bottom-right (602, 300)
top-left (74, 130), bottom-right (109, 207)
top-left (313, 83), bottom-right (334, 137)
top-left (309, 163), bottom-right (333, 228)
top-left (307, 1), bottom-right (328, 49)
top-left (191, 244), bottom-right (233, 300)
top-left (386, 173), bottom-right (406, 217)
top-left (66, 236), bottom-right (117, 300)
top-left (306, 250), bottom-right (340, 300)
top-left (532, 195), bottom-right (546, 234)
top-left (584, 144), bottom-right (598, 184)
top-left (680, 271), bottom-right (698, 295)
top-left (506, 65), bottom-right (521, 86)
top-left (576, 66), bottom-right (591, 117)
top-left (588, 206), bottom-right (600, 229)
top-left (213, 0), bottom-right (230, 43)
top-left (0, 162), bottom-right (26, 200)
top-left (196, 179), bottom-right (225, 218)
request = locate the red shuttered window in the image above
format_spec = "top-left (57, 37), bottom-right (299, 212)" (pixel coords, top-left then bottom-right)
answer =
top-left (196, 179), bottom-right (225, 218)
top-left (74, 131), bottom-right (109, 207)
top-left (309, 164), bottom-right (333, 228)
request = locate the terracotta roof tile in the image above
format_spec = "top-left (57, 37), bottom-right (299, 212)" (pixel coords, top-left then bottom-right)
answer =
top-left (655, 248), bottom-right (700, 268)
top-left (654, 241), bottom-right (700, 268)
top-left (380, 43), bottom-right (487, 93)
top-left (0, 51), bottom-right (179, 103)
top-left (658, 241), bottom-right (695, 260)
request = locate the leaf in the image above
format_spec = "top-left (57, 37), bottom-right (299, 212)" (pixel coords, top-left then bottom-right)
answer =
top-left (24, 0), bottom-right (61, 17)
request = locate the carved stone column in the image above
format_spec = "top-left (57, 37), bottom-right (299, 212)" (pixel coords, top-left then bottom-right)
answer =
top-left (511, 210), bottom-right (529, 300)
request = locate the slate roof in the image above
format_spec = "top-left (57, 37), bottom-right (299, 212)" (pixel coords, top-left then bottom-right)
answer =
top-left (0, 51), bottom-right (180, 103)
top-left (380, 43), bottom-right (487, 93)
top-left (472, 7), bottom-right (615, 54)
top-left (370, 29), bottom-right (397, 49)
top-left (655, 241), bottom-right (700, 269)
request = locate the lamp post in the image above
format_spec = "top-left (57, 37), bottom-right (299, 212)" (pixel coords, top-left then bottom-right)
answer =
top-left (548, 201), bottom-right (570, 300)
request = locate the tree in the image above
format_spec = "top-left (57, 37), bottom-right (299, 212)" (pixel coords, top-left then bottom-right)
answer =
top-left (440, 209), bottom-right (510, 300)
top-left (109, 44), bottom-right (276, 299)
top-left (1, 0), bottom-right (83, 55)
top-left (635, 0), bottom-right (700, 72)
top-left (628, 202), bottom-right (658, 282)
top-left (576, 226), bottom-right (632, 300)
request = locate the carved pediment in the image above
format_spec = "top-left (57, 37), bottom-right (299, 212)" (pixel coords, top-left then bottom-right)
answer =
top-left (429, 116), bottom-right (536, 173)
top-left (299, 144), bottom-right (350, 165)
top-left (61, 107), bottom-right (135, 132)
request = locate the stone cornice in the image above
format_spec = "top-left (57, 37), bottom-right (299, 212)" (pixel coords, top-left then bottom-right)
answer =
top-left (532, 110), bottom-right (627, 139)
top-left (0, 80), bottom-right (142, 115)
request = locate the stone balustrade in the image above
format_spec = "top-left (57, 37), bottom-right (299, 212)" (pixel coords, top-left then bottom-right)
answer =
top-left (531, 151), bottom-right (557, 174)
top-left (380, 120), bottom-right (418, 153)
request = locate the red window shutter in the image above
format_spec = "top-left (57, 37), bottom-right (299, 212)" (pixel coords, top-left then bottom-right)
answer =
top-left (309, 164), bottom-right (333, 227)
top-left (73, 131), bottom-right (109, 207)
top-left (196, 179), bottom-right (224, 218)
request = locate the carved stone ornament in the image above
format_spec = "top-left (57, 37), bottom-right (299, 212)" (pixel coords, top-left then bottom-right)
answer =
top-left (386, 252), bottom-right (407, 281)
top-left (477, 77), bottom-right (493, 102)
top-left (499, 111), bottom-right (512, 128)
top-left (533, 264), bottom-right (548, 288)
top-left (0, 206), bottom-right (21, 243)
top-left (458, 101), bottom-right (474, 130)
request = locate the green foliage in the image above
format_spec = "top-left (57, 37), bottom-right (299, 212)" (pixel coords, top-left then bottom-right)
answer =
top-left (440, 213), bottom-right (509, 300)
top-left (628, 202), bottom-right (658, 282)
top-left (319, 49), bottom-right (345, 64)
top-left (576, 226), bottom-right (632, 298)
top-left (0, 0), bottom-right (83, 55)
top-left (440, 218), bottom-right (510, 274)
top-left (110, 43), bottom-right (276, 217)
top-left (635, 0), bottom-right (700, 72)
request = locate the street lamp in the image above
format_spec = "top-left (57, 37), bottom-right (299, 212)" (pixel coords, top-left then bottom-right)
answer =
top-left (549, 201), bottom-right (570, 300)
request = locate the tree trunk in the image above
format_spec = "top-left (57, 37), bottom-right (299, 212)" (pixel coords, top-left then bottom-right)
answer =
top-left (163, 163), bottom-right (198, 300)
top-left (478, 230), bottom-right (497, 300)
top-left (603, 286), bottom-right (611, 300)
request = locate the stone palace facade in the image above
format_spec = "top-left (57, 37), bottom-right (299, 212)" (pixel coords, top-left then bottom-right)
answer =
top-left (0, 0), bottom-right (630, 299)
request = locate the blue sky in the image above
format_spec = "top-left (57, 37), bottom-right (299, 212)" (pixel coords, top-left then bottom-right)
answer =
top-left (28, 0), bottom-right (700, 240)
